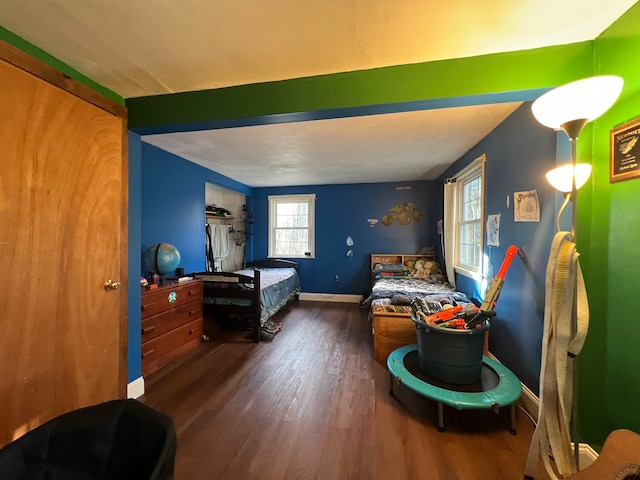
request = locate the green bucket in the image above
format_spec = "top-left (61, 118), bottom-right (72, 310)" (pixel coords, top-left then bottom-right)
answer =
top-left (412, 315), bottom-right (490, 385)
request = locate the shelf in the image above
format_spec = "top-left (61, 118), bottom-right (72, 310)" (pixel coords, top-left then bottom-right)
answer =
top-left (370, 253), bottom-right (437, 285)
top-left (370, 254), bottom-right (435, 269)
top-left (206, 214), bottom-right (234, 220)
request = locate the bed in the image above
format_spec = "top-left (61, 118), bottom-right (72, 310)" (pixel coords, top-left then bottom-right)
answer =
top-left (192, 259), bottom-right (301, 342)
top-left (364, 254), bottom-right (473, 364)
top-left (363, 276), bottom-right (471, 310)
top-left (363, 254), bottom-right (471, 309)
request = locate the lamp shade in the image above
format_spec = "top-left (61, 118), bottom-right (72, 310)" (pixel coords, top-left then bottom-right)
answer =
top-left (545, 163), bottom-right (592, 193)
top-left (532, 75), bottom-right (623, 129)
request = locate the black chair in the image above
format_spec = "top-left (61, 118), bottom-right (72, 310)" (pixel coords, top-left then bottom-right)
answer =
top-left (0, 399), bottom-right (177, 480)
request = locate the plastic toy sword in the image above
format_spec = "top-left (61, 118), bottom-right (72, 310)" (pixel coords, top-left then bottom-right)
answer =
top-left (463, 245), bottom-right (519, 329)
top-left (480, 245), bottom-right (519, 312)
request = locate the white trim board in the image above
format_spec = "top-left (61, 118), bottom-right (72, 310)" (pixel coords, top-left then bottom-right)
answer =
top-left (299, 293), bottom-right (362, 303)
top-left (520, 381), bottom-right (539, 423)
top-left (575, 442), bottom-right (598, 469)
top-left (487, 353), bottom-right (597, 468)
top-left (127, 376), bottom-right (145, 399)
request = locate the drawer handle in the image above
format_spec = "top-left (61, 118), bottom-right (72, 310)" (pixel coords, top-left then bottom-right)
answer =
top-left (141, 348), bottom-right (155, 359)
top-left (141, 302), bottom-right (155, 311)
top-left (188, 329), bottom-right (194, 335)
top-left (142, 325), bottom-right (156, 335)
top-left (188, 290), bottom-right (198, 296)
top-left (189, 309), bottom-right (198, 316)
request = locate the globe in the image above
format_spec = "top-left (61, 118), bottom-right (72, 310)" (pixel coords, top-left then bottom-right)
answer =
top-left (144, 243), bottom-right (181, 276)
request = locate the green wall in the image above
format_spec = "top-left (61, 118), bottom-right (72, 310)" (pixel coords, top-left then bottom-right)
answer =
top-left (576, 1), bottom-right (640, 448)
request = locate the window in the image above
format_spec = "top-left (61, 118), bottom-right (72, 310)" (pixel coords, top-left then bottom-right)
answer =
top-left (268, 194), bottom-right (315, 258)
top-left (455, 155), bottom-right (485, 277)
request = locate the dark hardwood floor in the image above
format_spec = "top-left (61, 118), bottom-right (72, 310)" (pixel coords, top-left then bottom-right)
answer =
top-left (141, 301), bottom-right (543, 480)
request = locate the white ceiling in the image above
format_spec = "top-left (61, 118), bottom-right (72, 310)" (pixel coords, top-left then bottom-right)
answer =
top-left (1, 0), bottom-right (636, 187)
top-left (143, 103), bottom-right (522, 187)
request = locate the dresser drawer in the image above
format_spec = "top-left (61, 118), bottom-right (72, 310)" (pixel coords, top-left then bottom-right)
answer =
top-left (141, 280), bottom-right (202, 319)
top-left (373, 313), bottom-right (416, 366)
top-left (141, 301), bottom-right (202, 342)
top-left (141, 318), bottom-right (203, 376)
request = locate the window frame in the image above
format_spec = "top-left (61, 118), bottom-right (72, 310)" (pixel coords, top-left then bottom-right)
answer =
top-left (454, 155), bottom-right (485, 280)
top-left (268, 193), bottom-right (316, 259)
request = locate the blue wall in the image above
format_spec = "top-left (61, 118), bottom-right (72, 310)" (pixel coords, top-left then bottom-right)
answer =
top-left (131, 142), bottom-right (251, 383)
top-left (438, 103), bottom-right (558, 393)
top-left (251, 181), bottom-right (439, 296)
top-left (140, 142), bottom-right (253, 276)
top-left (128, 133), bottom-right (142, 383)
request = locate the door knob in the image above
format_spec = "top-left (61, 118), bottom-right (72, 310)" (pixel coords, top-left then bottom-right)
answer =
top-left (104, 279), bottom-right (121, 291)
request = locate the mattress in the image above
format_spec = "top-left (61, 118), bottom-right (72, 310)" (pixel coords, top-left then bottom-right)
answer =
top-left (234, 267), bottom-right (301, 322)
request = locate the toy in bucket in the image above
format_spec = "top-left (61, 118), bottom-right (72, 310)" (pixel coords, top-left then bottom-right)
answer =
top-left (411, 245), bottom-right (518, 330)
top-left (409, 246), bottom-right (519, 384)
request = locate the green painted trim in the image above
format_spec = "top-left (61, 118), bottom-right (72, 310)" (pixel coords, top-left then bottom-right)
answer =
top-left (127, 42), bottom-right (593, 129)
top-left (0, 25), bottom-right (124, 106)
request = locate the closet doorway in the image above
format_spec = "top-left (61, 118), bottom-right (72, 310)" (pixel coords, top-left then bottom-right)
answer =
top-left (205, 183), bottom-right (248, 272)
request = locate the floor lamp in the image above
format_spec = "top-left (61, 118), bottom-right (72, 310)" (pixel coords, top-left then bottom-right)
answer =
top-left (532, 75), bottom-right (624, 240)
top-left (525, 75), bottom-right (623, 479)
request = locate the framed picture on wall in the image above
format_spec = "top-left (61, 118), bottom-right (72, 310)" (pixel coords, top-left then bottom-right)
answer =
top-left (610, 117), bottom-right (640, 183)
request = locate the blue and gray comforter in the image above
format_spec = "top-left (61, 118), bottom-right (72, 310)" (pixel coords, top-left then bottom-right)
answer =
top-left (362, 277), bottom-right (471, 307)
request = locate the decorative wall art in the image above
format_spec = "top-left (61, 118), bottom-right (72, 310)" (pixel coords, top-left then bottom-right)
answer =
top-left (514, 190), bottom-right (540, 222)
top-left (381, 202), bottom-right (423, 226)
top-left (486, 214), bottom-right (501, 246)
top-left (345, 236), bottom-right (354, 258)
top-left (610, 116), bottom-right (640, 183)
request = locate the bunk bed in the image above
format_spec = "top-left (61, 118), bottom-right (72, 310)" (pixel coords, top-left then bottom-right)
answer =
top-left (192, 259), bottom-right (300, 342)
top-left (363, 254), bottom-right (472, 364)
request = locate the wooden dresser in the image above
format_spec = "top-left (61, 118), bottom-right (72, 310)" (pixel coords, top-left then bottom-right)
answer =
top-left (141, 279), bottom-right (203, 376)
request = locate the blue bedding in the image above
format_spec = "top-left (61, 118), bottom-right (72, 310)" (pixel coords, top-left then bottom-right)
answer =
top-left (234, 267), bottom-right (301, 324)
top-left (362, 277), bottom-right (471, 307)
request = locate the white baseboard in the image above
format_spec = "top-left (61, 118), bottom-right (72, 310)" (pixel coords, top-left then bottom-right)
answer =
top-left (575, 442), bottom-right (598, 469)
top-left (299, 292), bottom-right (362, 303)
top-left (127, 376), bottom-right (145, 399)
top-left (487, 353), bottom-right (597, 468)
top-left (520, 382), bottom-right (540, 423)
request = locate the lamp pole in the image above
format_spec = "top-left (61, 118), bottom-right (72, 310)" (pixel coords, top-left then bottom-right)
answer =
top-left (559, 117), bottom-right (588, 470)
top-left (559, 118), bottom-right (588, 241)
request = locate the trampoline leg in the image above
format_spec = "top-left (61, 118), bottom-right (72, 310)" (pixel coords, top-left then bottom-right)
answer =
top-left (509, 403), bottom-right (517, 435)
top-left (437, 403), bottom-right (445, 432)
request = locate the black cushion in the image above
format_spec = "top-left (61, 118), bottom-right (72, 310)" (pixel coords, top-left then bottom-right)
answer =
top-left (0, 399), bottom-right (176, 480)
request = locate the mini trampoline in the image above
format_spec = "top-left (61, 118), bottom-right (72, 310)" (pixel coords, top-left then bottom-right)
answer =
top-left (387, 344), bottom-right (522, 433)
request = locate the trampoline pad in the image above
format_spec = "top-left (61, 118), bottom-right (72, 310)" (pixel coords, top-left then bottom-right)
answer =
top-left (388, 344), bottom-right (522, 410)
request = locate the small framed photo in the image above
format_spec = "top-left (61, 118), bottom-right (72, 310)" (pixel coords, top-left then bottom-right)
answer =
top-left (610, 117), bottom-right (640, 183)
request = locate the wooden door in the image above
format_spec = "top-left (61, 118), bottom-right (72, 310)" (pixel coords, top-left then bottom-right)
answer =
top-left (0, 51), bottom-right (127, 446)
